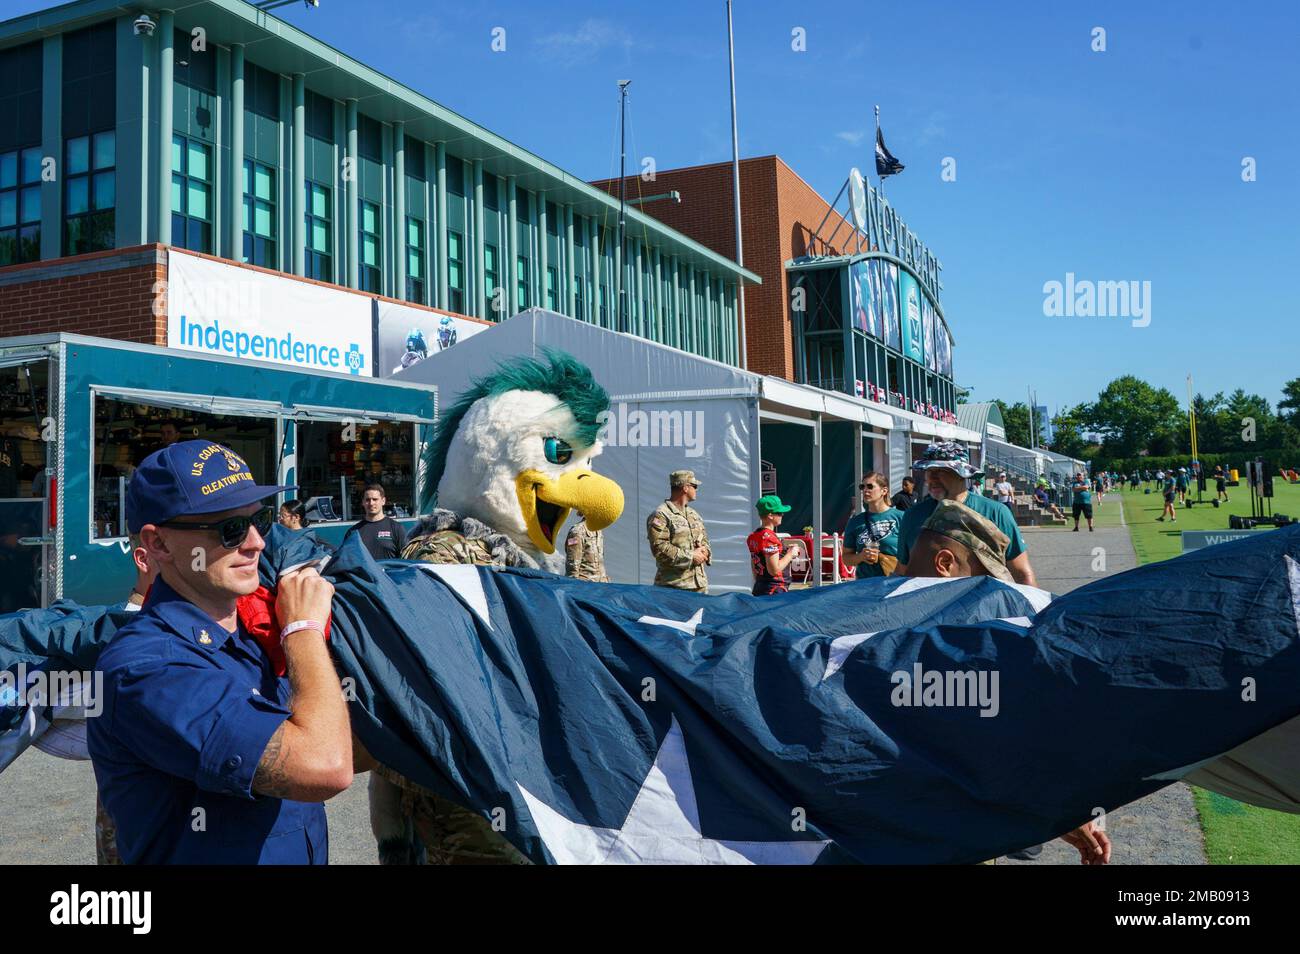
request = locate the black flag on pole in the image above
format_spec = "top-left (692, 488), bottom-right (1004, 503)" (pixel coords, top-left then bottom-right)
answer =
top-left (875, 126), bottom-right (904, 178)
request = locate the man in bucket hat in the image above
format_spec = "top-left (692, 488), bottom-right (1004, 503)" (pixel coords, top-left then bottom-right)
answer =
top-left (87, 440), bottom-right (360, 864)
top-left (893, 441), bottom-right (1037, 586)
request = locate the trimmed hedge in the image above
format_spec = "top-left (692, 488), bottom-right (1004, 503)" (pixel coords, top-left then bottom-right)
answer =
top-left (1093, 449), bottom-right (1300, 474)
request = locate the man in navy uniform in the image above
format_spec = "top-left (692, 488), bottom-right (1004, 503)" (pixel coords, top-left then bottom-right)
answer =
top-left (88, 440), bottom-right (361, 864)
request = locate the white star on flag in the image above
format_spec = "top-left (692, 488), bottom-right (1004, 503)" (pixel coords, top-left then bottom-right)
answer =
top-left (636, 608), bottom-right (704, 636)
top-left (517, 717), bottom-right (831, 864)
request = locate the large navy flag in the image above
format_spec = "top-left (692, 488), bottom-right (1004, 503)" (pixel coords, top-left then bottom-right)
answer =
top-left (5, 526), bottom-right (1300, 863)
top-left (322, 526), bottom-right (1300, 865)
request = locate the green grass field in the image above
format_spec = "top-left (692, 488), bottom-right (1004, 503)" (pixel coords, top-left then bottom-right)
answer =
top-left (1116, 479), bottom-right (1300, 864)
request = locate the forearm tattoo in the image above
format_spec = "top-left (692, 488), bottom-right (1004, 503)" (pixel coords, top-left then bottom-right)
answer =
top-left (252, 723), bottom-right (294, 798)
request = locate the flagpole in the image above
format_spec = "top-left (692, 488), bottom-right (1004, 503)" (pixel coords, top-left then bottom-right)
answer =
top-left (874, 104), bottom-right (883, 197)
top-left (726, 0), bottom-right (748, 370)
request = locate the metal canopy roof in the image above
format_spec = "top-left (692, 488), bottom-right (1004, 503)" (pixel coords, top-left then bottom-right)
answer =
top-left (0, 0), bottom-right (760, 284)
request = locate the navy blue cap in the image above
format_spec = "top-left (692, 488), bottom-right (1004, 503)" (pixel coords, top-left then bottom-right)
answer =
top-left (126, 439), bottom-right (294, 533)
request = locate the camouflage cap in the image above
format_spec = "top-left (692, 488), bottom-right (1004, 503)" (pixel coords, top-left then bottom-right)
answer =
top-left (671, 470), bottom-right (700, 488)
top-left (919, 499), bottom-right (1013, 582)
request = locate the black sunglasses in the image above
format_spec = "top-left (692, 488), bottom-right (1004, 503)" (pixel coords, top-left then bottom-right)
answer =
top-left (159, 505), bottom-right (275, 548)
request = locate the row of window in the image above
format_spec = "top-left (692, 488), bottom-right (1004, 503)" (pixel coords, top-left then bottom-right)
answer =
top-left (0, 130), bottom-right (117, 266)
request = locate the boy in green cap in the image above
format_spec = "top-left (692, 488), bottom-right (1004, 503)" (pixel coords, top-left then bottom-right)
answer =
top-left (748, 495), bottom-right (798, 596)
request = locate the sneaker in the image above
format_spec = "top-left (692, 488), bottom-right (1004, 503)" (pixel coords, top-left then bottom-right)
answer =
top-left (1156, 516), bottom-right (1164, 522)
top-left (1089, 526), bottom-right (1094, 531)
top-left (1073, 526), bottom-right (1079, 532)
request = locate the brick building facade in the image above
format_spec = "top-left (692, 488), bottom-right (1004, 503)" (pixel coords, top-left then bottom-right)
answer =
top-left (593, 156), bottom-right (859, 381)
top-left (0, 246), bottom-right (168, 344)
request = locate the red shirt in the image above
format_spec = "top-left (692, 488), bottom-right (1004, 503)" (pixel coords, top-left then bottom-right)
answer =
top-left (747, 527), bottom-right (784, 582)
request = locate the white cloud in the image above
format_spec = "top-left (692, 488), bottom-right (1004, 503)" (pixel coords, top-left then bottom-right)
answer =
top-left (836, 130), bottom-right (866, 146)
top-left (536, 18), bottom-right (634, 65)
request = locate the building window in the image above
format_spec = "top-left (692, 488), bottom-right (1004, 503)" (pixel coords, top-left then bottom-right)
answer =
top-left (359, 200), bottom-right (381, 293)
top-left (0, 42), bottom-right (43, 208)
top-left (242, 159), bottom-right (276, 268)
top-left (516, 256), bottom-right (529, 310)
top-left (305, 91), bottom-right (333, 141)
top-left (484, 243), bottom-right (499, 317)
top-left (448, 230), bottom-right (465, 313)
top-left (546, 266), bottom-right (558, 311)
top-left (245, 61), bottom-right (280, 120)
top-left (0, 146), bottom-right (42, 265)
top-left (446, 157), bottom-right (464, 197)
top-left (170, 134), bottom-right (212, 253)
top-left (62, 22), bottom-right (115, 142)
top-left (64, 130), bottom-right (115, 256)
top-left (305, 181), bottom-right (332, 282)
top-left (406, 216), bottom-right (425, 303)
top-left (173, 27), bottom-right (216, 94)
top-left (404, 136), bottom-right (425, 180)
top-left (357, 114), bottom-right (382, 163)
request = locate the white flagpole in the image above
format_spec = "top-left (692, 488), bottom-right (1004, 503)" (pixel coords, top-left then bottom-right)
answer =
top-left (874, 104), bottom-right (884, 197)
top-left (727, 0), bottom-right (747, 369)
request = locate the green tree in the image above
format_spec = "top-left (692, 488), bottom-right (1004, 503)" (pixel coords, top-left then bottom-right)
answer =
top-left (1082, 375), bottom-right (1183, 458)
top-left (1221, 389), bottom-right (1275, 449)
top-left (1048, 405), bottom-right (1092, 459)
top-left (991, 399), bottom-right (1033, 448)
top-left (1278, 378), bottom-right (1300, 427)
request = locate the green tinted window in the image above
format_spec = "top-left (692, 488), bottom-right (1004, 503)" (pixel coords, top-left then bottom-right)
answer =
top-left (68, 136), bottom-right (89, 175)
top-left (92, 131), bottom-right (114, 170)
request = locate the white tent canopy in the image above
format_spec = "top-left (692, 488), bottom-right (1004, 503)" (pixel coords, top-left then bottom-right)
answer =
top-left (394, 309), bottom-right (976, 592)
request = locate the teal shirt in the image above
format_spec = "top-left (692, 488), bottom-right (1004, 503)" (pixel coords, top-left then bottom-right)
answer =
top-left (1073, 481), bottom-right (1092, 506)
top-left (843, 507), bottom-right (903, 578)
top-left (896, 494), bottom-right (1026, 567)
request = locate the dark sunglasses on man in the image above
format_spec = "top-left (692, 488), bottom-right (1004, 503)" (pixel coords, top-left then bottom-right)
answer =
top-left (158, 505), bottom-right (275, 548)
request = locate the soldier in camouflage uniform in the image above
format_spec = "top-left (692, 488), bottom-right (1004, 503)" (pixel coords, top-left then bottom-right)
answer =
top-left (564, 513), bottom-right (608, 582)
top-left (365, 509), bottom-right (532, 865)
top-left (647, 470), bottom-right (711, 593)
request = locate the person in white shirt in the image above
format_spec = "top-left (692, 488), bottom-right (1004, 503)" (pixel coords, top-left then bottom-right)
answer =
top-left (993, 473), bottom-right (1015, 505)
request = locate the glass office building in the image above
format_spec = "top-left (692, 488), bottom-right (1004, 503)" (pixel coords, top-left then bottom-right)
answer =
top-left (0, 0), bottom-right (758, 364)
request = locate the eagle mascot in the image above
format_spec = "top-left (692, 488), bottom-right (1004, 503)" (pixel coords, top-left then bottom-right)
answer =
top-left (370, 350), bottom-right (624, 864)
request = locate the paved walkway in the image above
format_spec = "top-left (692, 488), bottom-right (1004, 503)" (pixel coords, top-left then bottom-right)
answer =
top-left (997, 521), bottom-right (1207, 865)
top-left (0, 749), bottom-right (376, 864)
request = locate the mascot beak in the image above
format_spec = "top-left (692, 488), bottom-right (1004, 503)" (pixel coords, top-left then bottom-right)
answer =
top-left (514, 469), bottom-right (625, 554)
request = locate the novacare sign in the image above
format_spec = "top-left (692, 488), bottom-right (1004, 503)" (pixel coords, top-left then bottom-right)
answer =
top-left (166, 250), bottom-right (372, 374)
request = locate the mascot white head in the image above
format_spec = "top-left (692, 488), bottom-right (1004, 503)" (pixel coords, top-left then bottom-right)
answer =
top-left (418, 351), bottom-right (624, 572)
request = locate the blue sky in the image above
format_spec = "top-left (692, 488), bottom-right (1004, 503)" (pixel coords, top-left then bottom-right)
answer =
top-left (9, 0), bottom-right (1297, 415)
